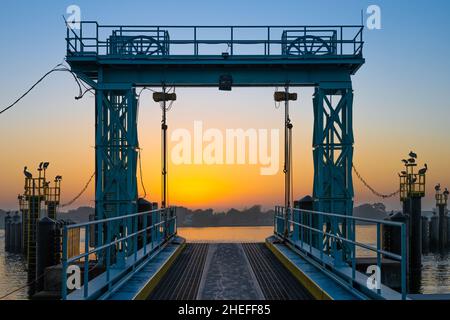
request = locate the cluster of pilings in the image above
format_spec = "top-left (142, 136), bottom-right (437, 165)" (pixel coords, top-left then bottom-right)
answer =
top-left (382, 152), bottom-right (450, 292)
top-left (382, 152), bottom-right (427, 292)
top-left (3, 163), bottom-right (79, 297)
top-left (4, 211), bottom-right (23, 253)
top-left (423, 184), bottom-right (449, 251)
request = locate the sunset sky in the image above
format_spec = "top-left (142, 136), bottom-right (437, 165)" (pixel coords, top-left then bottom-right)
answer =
top-left (1, 0), bottom-right (449, 212)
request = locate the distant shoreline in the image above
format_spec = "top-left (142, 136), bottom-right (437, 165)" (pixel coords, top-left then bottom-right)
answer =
top-left (0, 203), bottom-right (400, 229)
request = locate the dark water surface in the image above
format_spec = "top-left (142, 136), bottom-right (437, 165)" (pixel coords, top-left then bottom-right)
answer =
top-left (1, 226), bottom-right (449, 299)
top-left (0, 229), bottom-right (28, 300)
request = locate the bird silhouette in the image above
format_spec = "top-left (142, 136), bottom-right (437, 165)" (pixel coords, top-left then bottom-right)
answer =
top-left (418, 163), bottom-right (427, 175)
top-left (55, 175), bottom-right (62, 181)
top-left (402, 159), bottom-right (408, 164)
top-left (435, 183), bottom-right (441, 192)
top-left (38, 162), bottom-right (44, 170)
top-left (444, 188), bottom-right (449, 196)
top-left (43, 162), bottom-right (50, 170)
top-left (408, 158), bottom-right (416, 164)
top-left (409, 151), bottom-right (417, 159)
top-left (401, 171), bottom-right (407, 175)
top-left (23, 166), bottom-right (32, 179)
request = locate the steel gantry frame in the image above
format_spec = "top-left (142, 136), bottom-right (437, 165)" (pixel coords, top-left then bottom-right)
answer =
top-left (66, 22), bottom-right (364, 258)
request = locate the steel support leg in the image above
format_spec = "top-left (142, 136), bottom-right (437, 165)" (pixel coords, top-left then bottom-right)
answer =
top-left (95, 87), bottom-right (138, 259)
top-left (312, 84), bottom-right (354, 259)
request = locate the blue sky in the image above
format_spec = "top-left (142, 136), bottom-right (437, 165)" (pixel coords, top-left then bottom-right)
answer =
top-left (0, 0), bottom-right (449, 211)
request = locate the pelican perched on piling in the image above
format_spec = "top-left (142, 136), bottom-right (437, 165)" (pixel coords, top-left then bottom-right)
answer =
top-left (435, 183), bottom-right (441, 192)
top-left (409, 151), bottom-right (417, 159)
top-left (418, 163), bottom-right (428, 175)
top-left (23, 166), bottom-right (32, 179)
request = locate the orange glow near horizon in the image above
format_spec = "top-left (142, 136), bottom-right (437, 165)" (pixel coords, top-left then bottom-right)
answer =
top-left (1, 88), bottom-right (449, 212)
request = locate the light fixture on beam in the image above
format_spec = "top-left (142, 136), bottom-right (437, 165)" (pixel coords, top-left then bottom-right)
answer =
top-left (153, 92), bottom-right (177, 102)
top-left (274, 91), bottom-right (298, 102)
top-left (219, 74), bottom-right (233, 91)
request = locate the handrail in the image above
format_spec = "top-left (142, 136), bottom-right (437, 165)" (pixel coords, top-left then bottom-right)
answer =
top-left (61, 207), bottom-right (177, 300)
top-left (274, 206), bottom-right (407, 300)
top-left (276, 207), bottom-right (404, 227)
top-left (66, 22), bottom-right (364, 57)
top-left (65, 208), bottom-right (163, 229)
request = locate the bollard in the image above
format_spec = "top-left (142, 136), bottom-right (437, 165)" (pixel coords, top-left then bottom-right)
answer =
top-left (36, 216), bottom-right (58, 292)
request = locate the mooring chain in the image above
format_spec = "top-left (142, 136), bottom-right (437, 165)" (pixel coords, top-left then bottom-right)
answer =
top-left (60, 172), bottom-right (95, 208)
top-left (352, 164), bottom-right (400, 199)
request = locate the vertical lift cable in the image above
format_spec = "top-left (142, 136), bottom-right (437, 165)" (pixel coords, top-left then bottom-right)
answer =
top-left (274, 87), bottom-right (297, 238)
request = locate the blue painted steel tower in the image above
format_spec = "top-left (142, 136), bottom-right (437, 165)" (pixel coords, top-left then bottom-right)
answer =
top-left (95, 88), bottom-right (138, 248)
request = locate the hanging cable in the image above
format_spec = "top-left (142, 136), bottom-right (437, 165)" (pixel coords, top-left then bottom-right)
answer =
top-left (135, 87), bottom-right (156, 199)
top-left (274, 86), bottom-right (281, 110)
top-left (352, 164), bottom-right (400, 199)
top-left (138, 148), bottom-right (147, 198)
top-left (0, 62), bottom-right (91, 116)
top-left (60, 172), bottom-right (95, 208)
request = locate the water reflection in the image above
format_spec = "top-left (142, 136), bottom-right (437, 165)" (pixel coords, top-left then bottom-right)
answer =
top-left (0, 230), bottom-right (28, 300)
top-left (421, 250), bottom-right (450, 294)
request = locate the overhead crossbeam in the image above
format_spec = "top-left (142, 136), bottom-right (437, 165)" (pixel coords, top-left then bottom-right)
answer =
top-left (64, 23), bottom-right (365, 266)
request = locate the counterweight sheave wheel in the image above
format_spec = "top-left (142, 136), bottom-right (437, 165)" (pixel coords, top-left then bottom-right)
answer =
top-left (286, 36), bottom-right (332, 56)
top-left (119, 36), bottom-right (166, 56)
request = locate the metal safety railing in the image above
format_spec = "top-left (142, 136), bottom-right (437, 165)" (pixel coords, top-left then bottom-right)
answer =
top-left (66, 22), bottom-right (364, 57)
top-left (61, 207), bottom-right (177, 300)
top-left (274, 206), bottom-right (407, 300)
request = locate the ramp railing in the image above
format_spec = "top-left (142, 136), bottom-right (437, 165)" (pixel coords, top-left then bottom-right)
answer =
top-left (61, 207), bottom-right (177, 300)
top-left (274, 206), bottom-right (407, 300)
